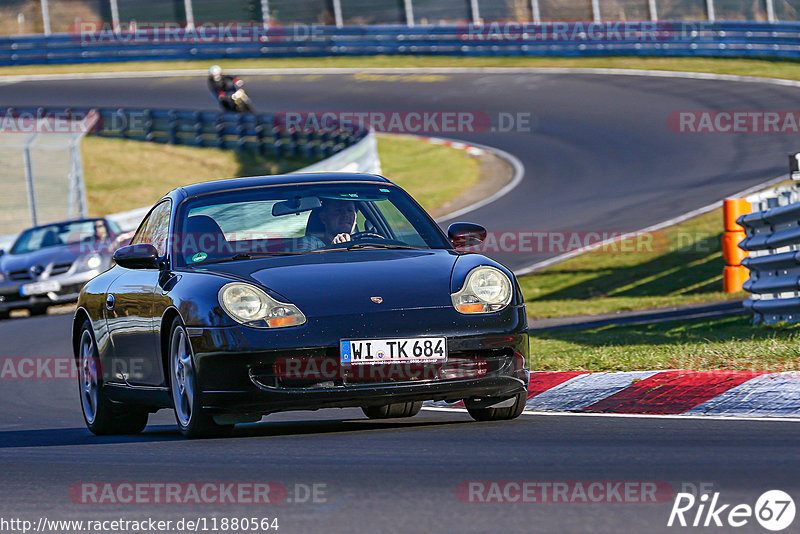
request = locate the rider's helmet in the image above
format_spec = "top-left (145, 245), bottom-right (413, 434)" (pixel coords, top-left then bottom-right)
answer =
top-left (209, 65), bottom-right (222, 80)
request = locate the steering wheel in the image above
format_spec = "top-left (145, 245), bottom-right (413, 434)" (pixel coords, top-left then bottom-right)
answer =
top-left (350, 231), bottom-right (386, 242)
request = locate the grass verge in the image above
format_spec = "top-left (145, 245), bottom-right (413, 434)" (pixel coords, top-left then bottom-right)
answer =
top-left (375, 134), bottom-right (479, 213)
top-left (81, 137), bottom-right (312, 216)
top-left (6, 56), bottom-right (800, 82)
top-left (519, 208), bottom-right (746, 319)
top-left (81, 133), bottom-right (479, 216)
top-left (529, 315), bottom-right (800, 372)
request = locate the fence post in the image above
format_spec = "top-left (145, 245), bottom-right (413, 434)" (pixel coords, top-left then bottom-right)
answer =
top-left (183, 0), bottom-right (195, 29)
top-left (765, 0), bottom-right (776, 22)
top-left (404, 0), bottom-right (415, 27)
top-left (22, 136), bottom-right (37, 227)
top-left (591, 0), bottom-right (601, 22)
top-left (260, 0), bottom-right (270, 27)
top-left (470, 0), bottom-right (481, 24)
top-left (648, 0), bottom-right (658, 21)
top-left (530, 0), bottom-right (541, 23)
top-left (332, 0), bottom-right (344, 28)
top-left (706, 0), bottom-right (715, 21)
top-left (40, 0), bottom-right (51, 35)
top-left (70, 139), bottom-right (88, 218)
top-left (109, 0), bottom-right (121, 33)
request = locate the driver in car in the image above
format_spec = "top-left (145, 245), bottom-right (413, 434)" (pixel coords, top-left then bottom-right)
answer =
top-left (297, 199), bottom-right (358, 251)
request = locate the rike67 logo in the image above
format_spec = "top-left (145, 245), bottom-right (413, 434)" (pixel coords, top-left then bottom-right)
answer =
top-left (668, 489), bottom-right (795, 531)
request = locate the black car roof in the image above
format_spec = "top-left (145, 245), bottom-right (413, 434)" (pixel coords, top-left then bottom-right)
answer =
top-left (173, 173), bottom-right (393, 200)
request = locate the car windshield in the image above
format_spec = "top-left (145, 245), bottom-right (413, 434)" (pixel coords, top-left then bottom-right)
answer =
top-left (174, 182), bottom-right (450, 266)
top-left (10, 220), bottom-right (109, 254)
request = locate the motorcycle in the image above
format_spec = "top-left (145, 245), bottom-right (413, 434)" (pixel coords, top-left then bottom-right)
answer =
top-left (218, 87), bottom-right (255, 113)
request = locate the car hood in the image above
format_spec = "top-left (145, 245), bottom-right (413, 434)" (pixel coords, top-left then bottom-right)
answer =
top-left (1, 246), bottom-right (78, 274)
top-left (200, 249), bottom-right (460, 315)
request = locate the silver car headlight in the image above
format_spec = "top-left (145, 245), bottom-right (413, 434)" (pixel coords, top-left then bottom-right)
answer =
top-left (75, 254), bottom-right (103, 271)
top-left (451, 266), bottom-right (513, 314)
top-left (218, 282), bottom-right (306, 328)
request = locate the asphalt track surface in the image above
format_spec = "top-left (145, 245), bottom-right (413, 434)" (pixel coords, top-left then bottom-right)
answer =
top-left (1, 314), bottom-right (799, 533)
top-left (2, 71), bottom-right (800, 532)
top-left (1, 70), bottom-right (799, 271)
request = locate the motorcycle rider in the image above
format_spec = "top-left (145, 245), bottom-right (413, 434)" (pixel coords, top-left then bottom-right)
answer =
top-left (207, 65), bottom-right (251, 112)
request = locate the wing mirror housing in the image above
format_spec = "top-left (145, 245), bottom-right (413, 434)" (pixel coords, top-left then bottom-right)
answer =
top-left (113, 244), bottom-right (160, 269)
top-left (448, 222), bottom-right (487, 249)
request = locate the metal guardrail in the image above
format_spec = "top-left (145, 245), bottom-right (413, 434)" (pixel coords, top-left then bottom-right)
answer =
top-left (738, 195), bottom-right (800, 323)
top-left (8, 22), bottom-right (800, 66)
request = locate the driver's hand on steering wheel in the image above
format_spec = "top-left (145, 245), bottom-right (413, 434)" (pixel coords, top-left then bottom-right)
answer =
top-left (332, 233), bottom-right (352, 245)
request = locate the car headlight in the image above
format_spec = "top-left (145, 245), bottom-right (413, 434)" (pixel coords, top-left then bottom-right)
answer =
top-left (451, 266), bottom-right (513, 314)
top-left (76, 254), bottom-right (103, 271)
top-left (218, 282), bottom-right (306, 328)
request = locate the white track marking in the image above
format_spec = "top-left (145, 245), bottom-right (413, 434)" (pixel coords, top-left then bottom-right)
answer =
top-left (7, 66), bottom-right (800, 86)
top-left (514, 173), bottom-right (787, 275)
top-left (422, 405), bottom-right (800, 422)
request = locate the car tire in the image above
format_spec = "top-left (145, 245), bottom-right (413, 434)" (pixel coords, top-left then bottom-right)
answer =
top-left (362, 401), bottom-right (423, 419)
top-left (465, 392), bottom-right (527, 422)
top-left (168, 317), bottom-right (233, 439)
top-left (0, 310), bottom-right (9, 320)
top-left (77, 320), bottom-right (149, 435)
top-left (29, 305), bottom-right (48, 316)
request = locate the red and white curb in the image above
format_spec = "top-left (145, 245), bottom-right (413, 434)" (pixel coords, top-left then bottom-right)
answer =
top-left (431, 371), bottom-right (800, 418)
top-left (418, 136), bottom-right (486, 156)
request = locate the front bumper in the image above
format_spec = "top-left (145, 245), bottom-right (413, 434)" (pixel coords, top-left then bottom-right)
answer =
top-left (186, 304), bottom-right (529, 414)
top-left (0, 270), bottom-right (99, 311)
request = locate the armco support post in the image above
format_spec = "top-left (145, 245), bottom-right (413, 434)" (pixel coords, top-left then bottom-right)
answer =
top-left (722, 198), bottom-right (750, 293)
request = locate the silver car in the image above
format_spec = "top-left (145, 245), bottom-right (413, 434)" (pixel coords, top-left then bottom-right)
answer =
top-left (0, 218), bottom-right (128, 319)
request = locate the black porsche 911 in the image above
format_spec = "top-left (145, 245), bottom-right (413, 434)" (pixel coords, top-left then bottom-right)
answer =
top-left (72, 173), bottom-right (529, 438)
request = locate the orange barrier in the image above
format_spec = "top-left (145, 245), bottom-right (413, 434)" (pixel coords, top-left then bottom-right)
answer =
top-left (723, 198), bottom-right (751, 232)
top-left (723, 265), bottom-right (750, 294)
top-left (722, 198), bottom-right (751, 293)
top-left (721, 231), bottom-right (747, 266)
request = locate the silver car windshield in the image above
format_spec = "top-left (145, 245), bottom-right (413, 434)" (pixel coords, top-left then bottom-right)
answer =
top-left (11, 220), bottom-right (109, 255)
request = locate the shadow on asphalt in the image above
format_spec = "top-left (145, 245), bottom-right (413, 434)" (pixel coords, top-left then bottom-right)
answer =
top-left (0, 418), bottom-right (470, 448)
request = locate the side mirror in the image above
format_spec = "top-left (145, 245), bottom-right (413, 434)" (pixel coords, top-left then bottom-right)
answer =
top-left (448, 222), bottom-right (487, 249)
top-left (113, 244), bottom-right (160, 269)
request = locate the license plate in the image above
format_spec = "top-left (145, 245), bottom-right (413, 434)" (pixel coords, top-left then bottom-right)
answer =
top-left (20, 280), bottom-right (61, 296)
top-left (340, 337), bottom-right (447, 364)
